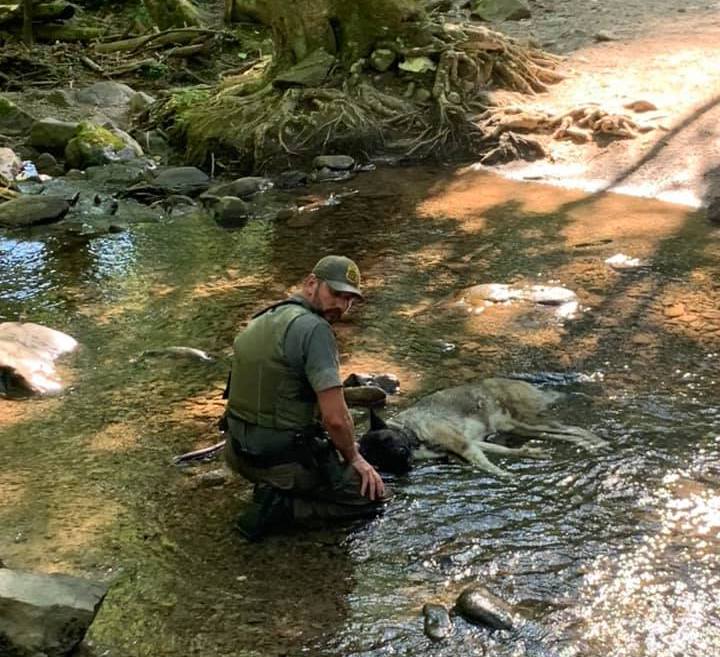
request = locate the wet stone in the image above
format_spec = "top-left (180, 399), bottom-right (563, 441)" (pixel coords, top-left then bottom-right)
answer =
top-left (423, 603), bottom-right (453, 641)
top-left (152, 166), bottom-right (210, 196)
top-left (212, 196), bottom-right (251, 228)
top-left (0, 195), bottom-right (70, 228)
top-left (343, 372), bottom-right (400, 394)
top-left (313, 155), bottom-right (355, 171)
top-left (343, 385), bottom-right (387, 407)
top-left (311, 167), bottom-right (355, 183)
top-left (455, 585), bottom-right (514, 630)
top-left (208, 176), bottom-right (273, 198)
top-left (274, 169), bottom-right (308, 189)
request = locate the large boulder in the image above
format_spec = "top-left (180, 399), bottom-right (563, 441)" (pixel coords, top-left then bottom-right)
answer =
top-left (0, 322), bottom-right (78, 397)
top-left (28, 118), bottom-right (80, 152)
top-left (0, 96), bottom-right (33, 137)
top-left (0, 196), bottom-right (71, 228)
top-left (0, 568), bottom-right (107, 657)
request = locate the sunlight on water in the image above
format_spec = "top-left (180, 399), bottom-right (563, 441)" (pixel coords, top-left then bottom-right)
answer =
top-left (576, 460), bottom-right (720, 657)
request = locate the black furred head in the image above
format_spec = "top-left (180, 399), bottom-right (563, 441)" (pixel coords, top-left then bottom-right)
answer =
top-left (359, 420), bottom-right (413, 475)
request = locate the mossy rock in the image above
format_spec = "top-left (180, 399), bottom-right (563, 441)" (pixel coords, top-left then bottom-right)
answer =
top-left (64, 123), bottom-right (135, 170)
top-left (0, 96), bottom-right (34, 137)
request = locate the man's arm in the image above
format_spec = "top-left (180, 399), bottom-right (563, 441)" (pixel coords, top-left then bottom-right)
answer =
top-left (316, 386), bottom-right (386, 501)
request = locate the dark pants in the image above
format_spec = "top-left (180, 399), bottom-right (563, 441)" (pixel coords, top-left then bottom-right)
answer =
top-left (223, 416), bottom-right (388, 523)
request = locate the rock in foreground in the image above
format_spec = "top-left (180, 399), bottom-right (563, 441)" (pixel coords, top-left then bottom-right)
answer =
top-left (455, 585), bottom-right (515, 630)
top-left (0, 568), bottom-right (108, 657)
top-left (0, 322), bottom-right (78, 397)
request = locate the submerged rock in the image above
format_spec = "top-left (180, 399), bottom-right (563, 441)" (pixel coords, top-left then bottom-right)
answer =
top-left (423, 603), bottom-right (453, 641)
top-left (0, 322), bottom-right (78, 397)
top-left (0, 568), bottom-right (107, 657)
top-left (0, 195), bottom-right (71, 228)
top-left (455, 585), bottom-right (514, 630)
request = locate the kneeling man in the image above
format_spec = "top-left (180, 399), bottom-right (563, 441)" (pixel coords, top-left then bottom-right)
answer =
top-left (224, 255), bottom-right (388, 540)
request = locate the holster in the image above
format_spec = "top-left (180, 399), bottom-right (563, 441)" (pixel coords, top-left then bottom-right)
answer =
top-left (292, 425), bottom-right (333, 470)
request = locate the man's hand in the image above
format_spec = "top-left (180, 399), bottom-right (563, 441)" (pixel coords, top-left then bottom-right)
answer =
top-left (350, 454), bottom-right (386, 500)
top-left (317, 386), bottom-right (387, 500)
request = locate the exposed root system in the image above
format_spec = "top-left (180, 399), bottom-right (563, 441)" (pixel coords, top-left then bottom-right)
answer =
top-left (148, 20), bottom-right (565, 171)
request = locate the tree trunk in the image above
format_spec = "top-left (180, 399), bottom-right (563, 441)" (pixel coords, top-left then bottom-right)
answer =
top-left (22, 0), bottom-right (33, 44)
top-left (231, 0), bottom-right (420, 69)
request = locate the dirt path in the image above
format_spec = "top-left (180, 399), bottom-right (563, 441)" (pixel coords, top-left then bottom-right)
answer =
top-left (488, 0), bottom-right (720, 209)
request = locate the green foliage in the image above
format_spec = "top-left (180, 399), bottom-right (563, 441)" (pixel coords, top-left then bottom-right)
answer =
top-left (140, 60), bottom-right (170, 79)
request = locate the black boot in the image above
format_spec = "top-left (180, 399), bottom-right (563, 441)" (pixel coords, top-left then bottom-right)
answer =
top-left (235, 487), bottom-right (293, 542)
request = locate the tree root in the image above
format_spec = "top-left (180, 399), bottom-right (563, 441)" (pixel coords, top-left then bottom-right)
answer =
top-left (477, 104), bottom-right (656, 144)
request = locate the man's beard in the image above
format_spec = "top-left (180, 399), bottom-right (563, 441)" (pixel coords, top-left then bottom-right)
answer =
top-left (310, 289), bottom-right (340, 323)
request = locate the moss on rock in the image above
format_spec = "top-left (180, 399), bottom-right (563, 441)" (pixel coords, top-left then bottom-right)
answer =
top-left (65, 122), bottom-right (130, 170)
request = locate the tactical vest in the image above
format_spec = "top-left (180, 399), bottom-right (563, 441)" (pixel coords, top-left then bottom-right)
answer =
top-left (227, 299), bottom-right (320, 430)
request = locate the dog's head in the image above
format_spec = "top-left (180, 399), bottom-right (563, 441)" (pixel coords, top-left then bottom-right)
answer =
top-left (359, 409), bottom-right (414, 475)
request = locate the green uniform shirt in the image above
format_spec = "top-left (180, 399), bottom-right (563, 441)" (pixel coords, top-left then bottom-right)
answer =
top-left (227, 296), bottom-right (341, 433)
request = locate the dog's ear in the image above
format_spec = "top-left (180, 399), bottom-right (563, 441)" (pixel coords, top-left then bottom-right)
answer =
top-left (369, 407), bottom-right (387, 431)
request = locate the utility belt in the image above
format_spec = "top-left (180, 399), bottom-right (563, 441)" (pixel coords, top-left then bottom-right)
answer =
top-left (226, 411), bottom-right (333, 470)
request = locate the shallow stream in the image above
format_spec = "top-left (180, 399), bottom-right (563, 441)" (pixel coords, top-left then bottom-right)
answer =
top-left (1, 165), bottom-right (719, 657)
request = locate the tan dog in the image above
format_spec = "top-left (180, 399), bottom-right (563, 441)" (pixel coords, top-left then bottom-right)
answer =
top-left (359, 377), bottom-right (607, 477)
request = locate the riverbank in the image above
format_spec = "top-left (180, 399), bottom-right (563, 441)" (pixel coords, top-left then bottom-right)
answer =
top-left (491, 0), bottom-right (720, 209)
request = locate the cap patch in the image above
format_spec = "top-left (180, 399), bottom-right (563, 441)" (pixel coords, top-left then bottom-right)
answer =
top-left (346, 262), bottom-right (360, 286)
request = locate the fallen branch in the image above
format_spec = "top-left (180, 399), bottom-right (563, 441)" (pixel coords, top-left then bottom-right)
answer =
top-left (173, 440), bottom-right (225, 465)
top-left (94, 27), bottom-right (215, 54)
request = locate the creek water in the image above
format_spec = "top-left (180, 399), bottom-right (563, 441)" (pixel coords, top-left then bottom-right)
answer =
top-left (1, 165), bottom-right (719, 657)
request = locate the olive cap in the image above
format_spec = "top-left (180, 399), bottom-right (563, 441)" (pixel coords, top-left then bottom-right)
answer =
top-left (312, 255), bottom-right (363, 298)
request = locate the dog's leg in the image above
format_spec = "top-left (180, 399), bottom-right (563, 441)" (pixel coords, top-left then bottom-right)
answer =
top-left (460, 443), bottom-right (512, 478)
top-left (470, 440), bottom-right (550, 459)
top-left (505, 420), bottom-right (608, 450)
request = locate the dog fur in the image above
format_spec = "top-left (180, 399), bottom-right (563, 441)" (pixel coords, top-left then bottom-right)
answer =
top-left (359, 377), bottom-right (607, 477)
